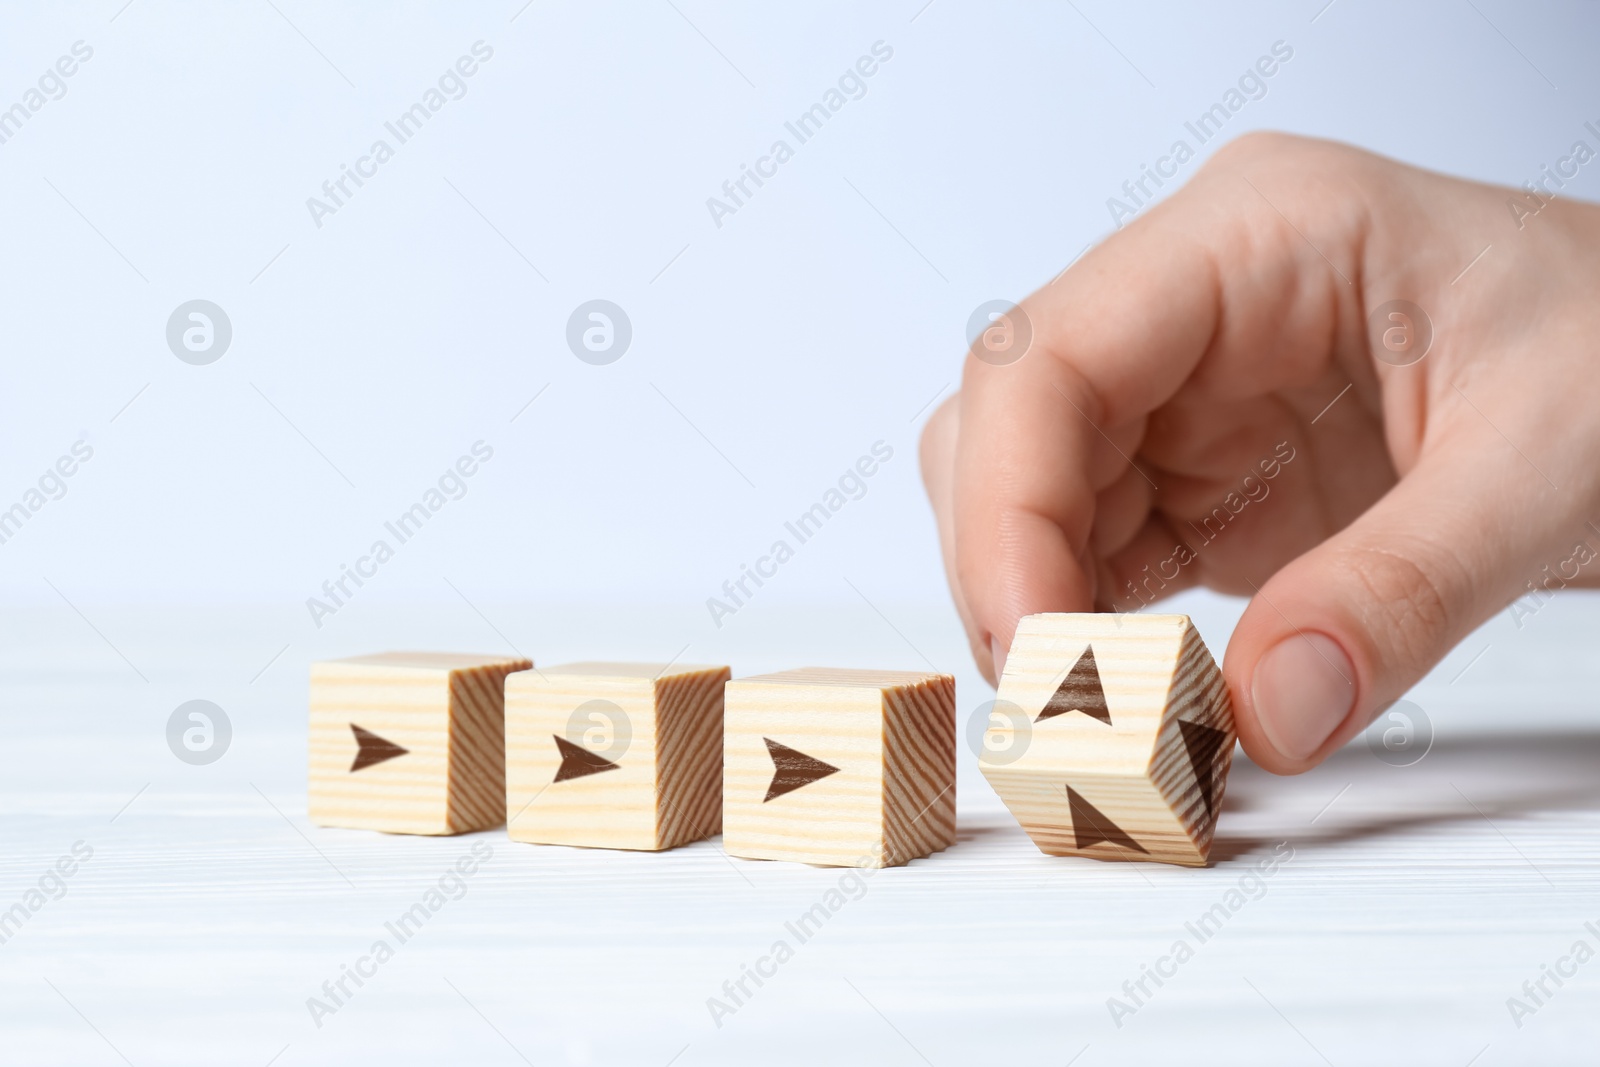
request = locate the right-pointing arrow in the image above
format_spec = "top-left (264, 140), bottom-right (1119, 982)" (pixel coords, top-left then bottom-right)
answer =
top-left (349, 724), bottom-right (408, 772)
top-left (552, 735), bottom-right (621, 783)
top-left (1065, 784), bottom-right (1148, 855)
top-left (762, 738), bottom-right (840, 802)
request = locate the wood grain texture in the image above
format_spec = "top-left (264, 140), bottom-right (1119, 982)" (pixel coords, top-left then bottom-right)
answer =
top-left (723, 668), bottom-right (956, 868)
top-left (984, 614), bottom-right (1235, 866)
top-left (308, 652), bottom-right (531, 835)
top-left (505, 662), bottom-right (729, 851)
top-left (14, 603), bottom-right (1600, 1063)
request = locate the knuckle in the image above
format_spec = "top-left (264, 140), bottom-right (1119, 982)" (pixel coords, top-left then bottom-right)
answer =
top-left (1203, 130), bottom-right (1305, 171)
top-left (917, 396), bottom-right (957, 480)
top-left (1344, 544), bottom-right (1459, 666)
top-left (1200, 131), bottom-right (1361, 189)
top-left (917, 404), bottom-right (946, 450)
top-left (921, 412), bottom-right (940, 470)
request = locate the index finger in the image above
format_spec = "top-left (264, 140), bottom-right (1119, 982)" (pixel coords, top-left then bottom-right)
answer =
top-left (953, 206), bottom-right (1224, 672)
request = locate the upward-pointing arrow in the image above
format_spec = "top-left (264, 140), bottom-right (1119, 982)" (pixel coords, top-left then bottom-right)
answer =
top-left (762, 738), bottom-right (840, 802)
top-left (349, 724), bottom-right (408, 772)
top-left (1037, 646), bottom-right (1112, 725)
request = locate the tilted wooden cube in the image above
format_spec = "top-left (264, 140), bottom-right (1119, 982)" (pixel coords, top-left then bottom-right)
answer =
top-left (309, 652), bottom-right (531, 835)
top-left (505, 662), bottom-right (731, 851)
top-left (982, 614), bottom-right (1235, 867)
top-left (723, 668), bottom-right (956, 868)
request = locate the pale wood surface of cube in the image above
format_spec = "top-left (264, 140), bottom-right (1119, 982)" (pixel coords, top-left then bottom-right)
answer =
top-left (983, 614), bottom-right (1235, 867)
top-left (505, 662), bottom-right (729, 851)
top-left (723, 667), bottom-right (956, 868)
top-left (309, 652), bottom-right (531, 835)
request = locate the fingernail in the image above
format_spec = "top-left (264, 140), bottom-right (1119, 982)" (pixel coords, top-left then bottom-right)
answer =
top-left (1251, 633), bottom-right (1356, 762)
top-left (989, 635), bottom-right (1008, 680)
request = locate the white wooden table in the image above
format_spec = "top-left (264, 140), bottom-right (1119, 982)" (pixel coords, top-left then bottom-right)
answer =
top-left (3, 593), bottom-right (1597, 1065)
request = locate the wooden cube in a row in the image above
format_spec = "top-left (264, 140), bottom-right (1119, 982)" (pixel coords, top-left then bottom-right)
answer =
top-left (306, 614), bottom-right (1237, 869)
top-left (308, 655), bottom-right (956, 868)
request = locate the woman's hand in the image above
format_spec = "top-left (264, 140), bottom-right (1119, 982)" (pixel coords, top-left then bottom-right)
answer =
top-left (921, 132), bottom-right (1600, 774)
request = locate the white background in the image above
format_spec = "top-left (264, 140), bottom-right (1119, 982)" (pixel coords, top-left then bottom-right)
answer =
top-left (2, 2), bottom-right (1597, 626)
top-left (3, 2), bottom-right (1600, 1064)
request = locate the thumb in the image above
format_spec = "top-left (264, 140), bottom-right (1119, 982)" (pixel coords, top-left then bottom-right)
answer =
top-left (1225, 441), bottom-right (1564, 774)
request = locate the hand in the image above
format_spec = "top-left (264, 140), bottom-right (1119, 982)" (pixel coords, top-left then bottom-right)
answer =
top-left (921, 132), bottom-right (1600, 774)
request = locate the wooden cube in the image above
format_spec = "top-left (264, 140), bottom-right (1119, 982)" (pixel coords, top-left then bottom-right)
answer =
top-left (505, 662), bottom-right (730, 851)
top-left (982, 613), bottom-right (1235, 867)
top-left (723, 668), bottom-right (956, 868)
top-left (308, 652), bottom-right (531, 835)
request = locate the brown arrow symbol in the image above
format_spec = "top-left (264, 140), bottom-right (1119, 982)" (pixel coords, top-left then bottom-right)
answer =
top-left (1066, 784), bottom-right (1148, 854)
top-left (762, 738), bottom-right (839, 802)
top-left (552, 735), bottom-right (621, 783)
top-left (1178, 719), bottom-right (1228, 818)
top-left (1037, 646), bottom-right (1112, 725)
top-left (349, 724), bottom-right (408, 772)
